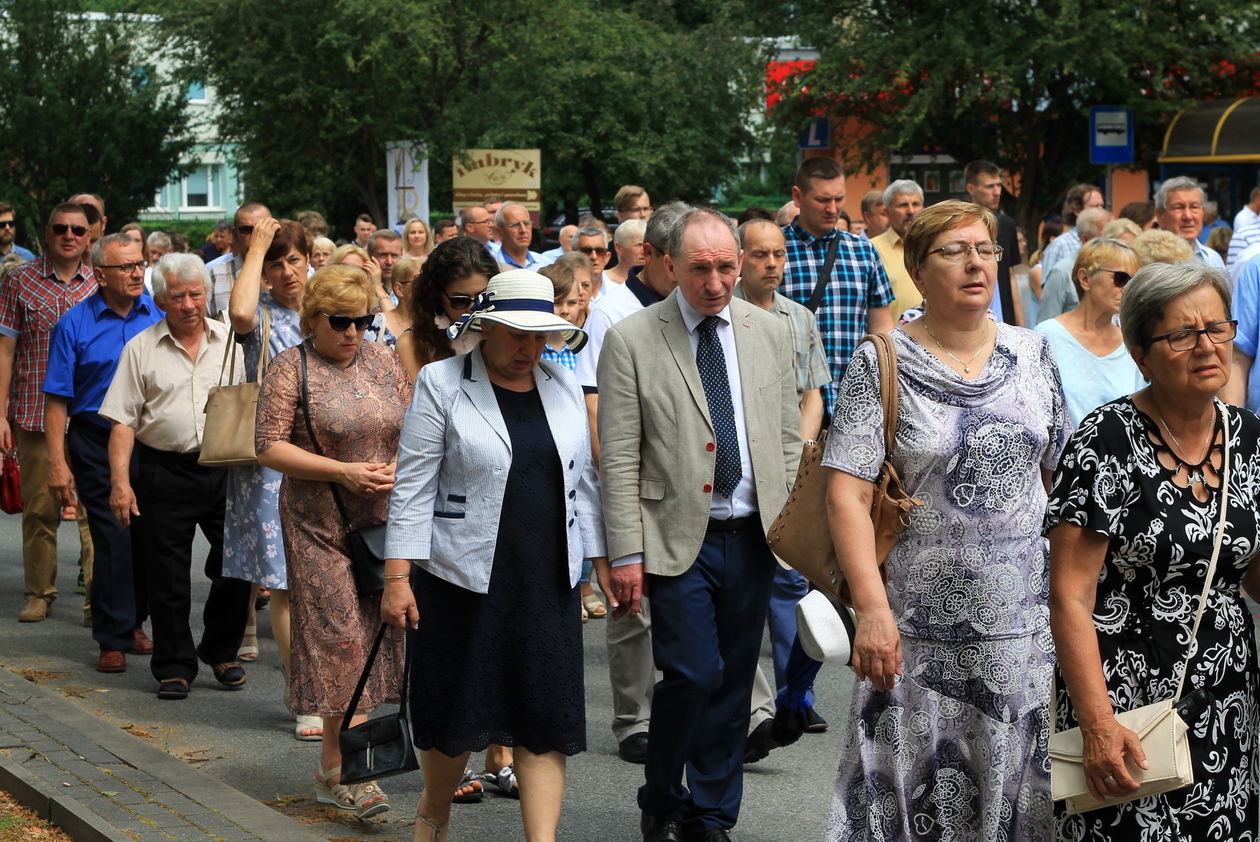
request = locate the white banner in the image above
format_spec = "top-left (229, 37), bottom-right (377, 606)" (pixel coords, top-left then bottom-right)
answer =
top-left (386, 141), bottom-right (430, 226)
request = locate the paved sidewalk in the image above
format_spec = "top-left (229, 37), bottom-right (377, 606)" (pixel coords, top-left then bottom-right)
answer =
top-left (0, 668), bottom-right (323, 842)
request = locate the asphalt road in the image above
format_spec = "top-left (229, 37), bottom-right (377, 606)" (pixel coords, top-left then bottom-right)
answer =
top-left (0, 515), bottom-right (854, 841)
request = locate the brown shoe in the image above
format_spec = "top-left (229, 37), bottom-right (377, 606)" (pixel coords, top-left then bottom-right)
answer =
top-left (130, 628), bottom-right (154, 655)
top-left (18, 597), bottom-right (50, 623)
top-left (96, 650), bottom-right (126, 673)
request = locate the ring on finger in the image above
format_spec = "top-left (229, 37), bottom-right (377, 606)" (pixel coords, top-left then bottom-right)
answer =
top-left (1102, 774), bottom-right (1115, 785)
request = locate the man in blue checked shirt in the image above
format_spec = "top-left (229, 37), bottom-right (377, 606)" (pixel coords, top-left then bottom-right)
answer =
top-left (780, 157), bottom-right (894, 409)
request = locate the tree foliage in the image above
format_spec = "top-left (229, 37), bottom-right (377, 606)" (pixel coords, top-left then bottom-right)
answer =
top-left (0, 0), bottom-right (193, 245)
top-left (773, 0), bottom-right (1260, 234)
top-left (158, 0), bottom-right (763, 230)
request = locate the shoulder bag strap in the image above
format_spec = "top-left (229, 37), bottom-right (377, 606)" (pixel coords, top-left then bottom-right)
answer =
top-left (1053, 406), bottom-right (1232, 735)
top-left (298, 344), bottom-right (354, 530)
top-left (340, 622), bottom-right (410, 729)
top-left (860, 332), bottom-right (899, 456)
top-left (1173, 405), bottom-right (1231, 700)
top-left (256, 305), bottom-right (272, 381)
top-left (804, 231), bottom-right (842, 314)
top-left (216, 314), bottom-right (236, 386)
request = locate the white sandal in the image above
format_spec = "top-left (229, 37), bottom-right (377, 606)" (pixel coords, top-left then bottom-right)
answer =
top-left (294, 714), bottom-right (323, 741)
top-left (313, 764), bottom-right (354, 812)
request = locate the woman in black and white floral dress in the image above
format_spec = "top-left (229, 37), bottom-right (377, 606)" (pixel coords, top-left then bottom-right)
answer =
top-left (1048, 261), bottom-right (1260, 840)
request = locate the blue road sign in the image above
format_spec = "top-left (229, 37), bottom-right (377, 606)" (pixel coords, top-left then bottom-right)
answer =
top-left (799, 118), bottom-right (830, 150)
top-left (1090, 107), bottom-right (1134, 165)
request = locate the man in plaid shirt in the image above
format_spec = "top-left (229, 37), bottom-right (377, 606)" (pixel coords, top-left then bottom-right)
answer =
top-left (0, 203), bottom-right (97, 623)
top-left (780, 157), bottom-right (894, 410)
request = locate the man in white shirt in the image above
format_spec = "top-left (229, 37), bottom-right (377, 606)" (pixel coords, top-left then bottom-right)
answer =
top-left (1155, 176), bottom-right (1225, 270)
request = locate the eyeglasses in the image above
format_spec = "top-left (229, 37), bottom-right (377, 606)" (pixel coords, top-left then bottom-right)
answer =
top-left (1148, 319), bottom-right (1237, 351)
top-left (96, 260), bottom-right (149, 273)
top-left (236, 225), bottom-right (255, 235)
top-left (504, 221), bottom-right (530, 231)
top-left (50, 223), bottom-right (88, 237)
top-left (577, 246), bottom-right (608, 256)
top-left (443, 291), bottom-right (479, 310)
top-left (0, 221), bottom-right (14, 229)
top-left (1095, 268), bottom-right (1132, 288)
top-left (323, 313), bottom-right (375, 332)
top-left (927, 243), bottom-right (1003, 262)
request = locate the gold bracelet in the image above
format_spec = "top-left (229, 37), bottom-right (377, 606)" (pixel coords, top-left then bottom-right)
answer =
top-left (383, 573), bottom-right (410, 581)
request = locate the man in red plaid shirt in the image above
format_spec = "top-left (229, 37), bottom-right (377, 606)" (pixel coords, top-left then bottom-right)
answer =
top-left (0, 202), bottom-right (97, 623)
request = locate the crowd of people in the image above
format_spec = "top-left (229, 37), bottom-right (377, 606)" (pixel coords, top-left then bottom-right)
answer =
top-left (1, 155), bottom-right (1259, 842)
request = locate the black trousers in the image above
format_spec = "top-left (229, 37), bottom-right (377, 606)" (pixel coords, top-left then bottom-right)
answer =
top-left (135, 443), bottom-right (250, 683)
top-left (68, 418), bottom-right (147, 652)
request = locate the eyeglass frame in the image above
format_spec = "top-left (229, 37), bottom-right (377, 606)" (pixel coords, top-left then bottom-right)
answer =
top-left (49, 223), bottom-right (89, 237)
top-left (323, 313), bottom-right (375, 332)
top-left (442, 290), bottom-right (479, 310)
top-left (96, 260), bottom-right (150, 274)
top-left (1093, 268), bottom-right (1133, 288)
top-left (1146, 319), bottom-right (1238, 352)
top-left (926, 242), bottom-right (1005, 263)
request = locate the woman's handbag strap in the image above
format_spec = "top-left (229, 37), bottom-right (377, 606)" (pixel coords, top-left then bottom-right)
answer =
top-left (860, 333), bottom-right (899, 456)
top-left (298, 344), bottom-right (355, 531)
top-left (341, 622), bottom-right (410, 730)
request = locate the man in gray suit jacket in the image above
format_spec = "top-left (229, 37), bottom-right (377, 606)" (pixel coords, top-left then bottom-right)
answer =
top-left (598, 207), bottom-right (800, 842)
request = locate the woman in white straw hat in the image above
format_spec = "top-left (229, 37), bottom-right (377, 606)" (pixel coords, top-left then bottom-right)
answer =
top-left (382, 268), bottom-right (609, 842)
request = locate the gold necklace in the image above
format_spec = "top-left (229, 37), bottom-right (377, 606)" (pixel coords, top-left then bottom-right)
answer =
top-left (924, 319), bottom-right (992, 374)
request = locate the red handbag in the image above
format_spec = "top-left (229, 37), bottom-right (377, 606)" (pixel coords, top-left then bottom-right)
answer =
top-left (1, 450), bottom-right (23, 514)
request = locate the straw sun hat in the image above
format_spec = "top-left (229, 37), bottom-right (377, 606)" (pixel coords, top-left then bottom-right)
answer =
top-left (446, 268), bottom-right (587, 352)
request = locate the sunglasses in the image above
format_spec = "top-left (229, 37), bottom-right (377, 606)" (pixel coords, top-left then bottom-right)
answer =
top-left (1096, 268), bottom-right (1132, 287)
top-left (236, 225), bottom-right (255, 235)
top-left (442, 291), bottom-right (479, 310)
top-left (50, 223), bottom-right (88, 237)
top-left (0, 221), bottom-right (14, 229)
top-left (323, 313), bottom-right (375, 332)
top-left (577, 246), bottom-right (609, 256)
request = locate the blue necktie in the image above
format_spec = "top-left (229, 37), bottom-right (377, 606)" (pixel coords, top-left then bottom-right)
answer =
top-left (696, 316), bottom-right (741, 498)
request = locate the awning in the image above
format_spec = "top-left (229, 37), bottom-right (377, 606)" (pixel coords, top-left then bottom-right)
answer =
top-left (1159, 98), bottom-right (1260, 163)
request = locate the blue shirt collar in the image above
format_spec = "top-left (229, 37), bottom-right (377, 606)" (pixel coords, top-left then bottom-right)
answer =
top-left (88, 289), bottom-right (156, 321)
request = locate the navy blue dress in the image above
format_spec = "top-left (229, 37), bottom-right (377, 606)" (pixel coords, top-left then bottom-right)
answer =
top-left (409, 383), bottom-right (585, 757)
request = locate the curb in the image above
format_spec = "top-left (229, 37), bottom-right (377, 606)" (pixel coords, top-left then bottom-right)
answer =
top-left (0, 668), bottom-right (325, 841)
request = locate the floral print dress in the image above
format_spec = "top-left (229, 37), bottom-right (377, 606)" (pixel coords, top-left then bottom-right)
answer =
top-left (221, 292), bottom-right (303, 588)
top-left (1045, 398), bottom-right (1260, 841)
top-left (823, 325), bottom-right (1070, 841)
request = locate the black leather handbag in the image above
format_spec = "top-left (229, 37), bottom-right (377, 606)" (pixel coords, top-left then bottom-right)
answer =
top-left (339, 623), bottom-right (419, 785)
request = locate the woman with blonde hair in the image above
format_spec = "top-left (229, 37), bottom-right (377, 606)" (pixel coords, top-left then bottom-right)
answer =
top-left (1035, 238), bottom-right (1144, 428)
top-left (310, 237), bottom-right (335, 270)
top-left (256, 264), bottom-right (411, 820)
top-left (403, 218), bottom-right (432, 258)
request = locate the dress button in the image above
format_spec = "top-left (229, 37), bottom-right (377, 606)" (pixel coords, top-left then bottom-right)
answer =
top-left (568, 518), bottom-right (575, 527)
top-left (703, 483), bottom-right (713, 493)
top-left (568, 490), bottom-right (576, 499)
top-left (569, 460), bottom-right (575, 468)
top-left (706, 442), bottom-right (716, 451)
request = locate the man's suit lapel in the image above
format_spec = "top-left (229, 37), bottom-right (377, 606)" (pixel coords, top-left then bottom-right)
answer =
top-left (461, 346), bottom-right (511, 450)
top-left (660, 296), bottom-right (713, 432)
top-left (730, 300), bottom-right (761, 426)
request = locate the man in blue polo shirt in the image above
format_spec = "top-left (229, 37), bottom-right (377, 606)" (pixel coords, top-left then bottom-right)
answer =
top-left (44, 233), bottom-right (163, 674)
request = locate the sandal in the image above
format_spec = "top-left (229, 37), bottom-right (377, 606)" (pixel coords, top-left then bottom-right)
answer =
top-left (313, 764), bottom-right (354, 813)
top-left (480, 764), bottom-right (519, 799)
top-left (238, 624), bottom-right (259, 662)
top-left (582, 592), bottom-right (608, 619)
top-left (294, 714), bottom-right (323, 741)
top-left (416, 814), bottom-right (448, 841)
top-left (452, 768), bottom-right (484, 803)
top-left (349, 781), bottom-right (390, 819)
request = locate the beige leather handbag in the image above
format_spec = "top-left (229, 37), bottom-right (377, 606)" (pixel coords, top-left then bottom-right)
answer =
top-left (199, 309), bottom-right (270, 467)
top-left (767, 332), bottom-right (922, 605)
top-left (1049, 409), bottom-right (1230, 813)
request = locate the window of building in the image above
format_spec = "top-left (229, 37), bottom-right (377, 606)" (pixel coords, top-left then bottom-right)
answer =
top-left (182, 165), bottom-right (218, 209)
top-left (187, 81), bottom-right (206, 102)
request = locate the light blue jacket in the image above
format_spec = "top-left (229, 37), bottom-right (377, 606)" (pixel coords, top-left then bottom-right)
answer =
top-left (385, 345), bottom-right (605, 593)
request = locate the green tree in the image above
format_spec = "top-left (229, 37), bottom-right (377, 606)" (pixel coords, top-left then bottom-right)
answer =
top-left (0, 0), bottom-right (193, 246)
top-left (773, 0), bottom-right (1260, 236)
top-left (471, 3), bottom-right (764, 221)
top-left (159, 0), bottom-right (765, 231)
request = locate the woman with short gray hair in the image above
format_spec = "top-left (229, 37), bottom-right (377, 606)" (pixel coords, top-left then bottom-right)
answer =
top-left (1047, 261), bottom-right (1260, 838)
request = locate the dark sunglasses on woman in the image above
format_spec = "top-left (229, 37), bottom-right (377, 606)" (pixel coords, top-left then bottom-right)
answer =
top-left (324, 313), bottom-right (375, 332)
